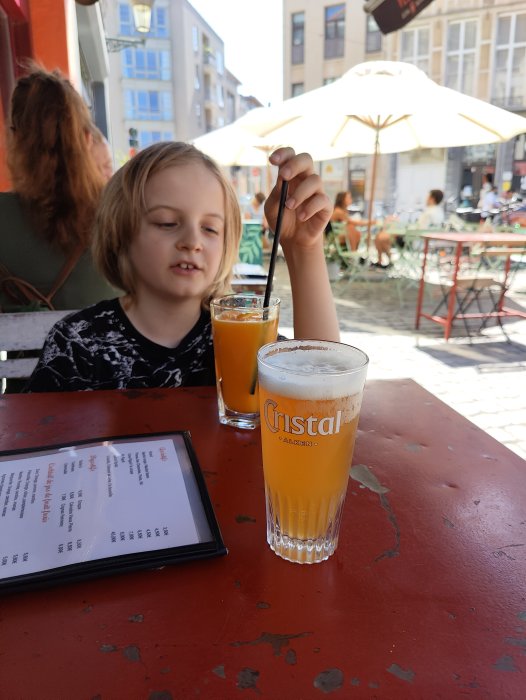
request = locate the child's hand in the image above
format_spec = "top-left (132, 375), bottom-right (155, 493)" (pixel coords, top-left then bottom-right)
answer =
top-left (264, 147), bottom-right (331, 252)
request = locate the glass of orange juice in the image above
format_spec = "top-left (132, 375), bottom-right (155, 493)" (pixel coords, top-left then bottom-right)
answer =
top-left (211, 294), bottom-right (280, 430)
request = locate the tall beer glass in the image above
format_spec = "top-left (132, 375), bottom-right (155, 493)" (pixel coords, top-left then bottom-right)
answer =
top-left (257, 339), bottom-right (369, 564)
top-left (211, 294), bottom-right (280, 430)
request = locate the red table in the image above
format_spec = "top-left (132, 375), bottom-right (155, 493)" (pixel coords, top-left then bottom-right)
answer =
top-left (415, 231), bottom-right (526, 340)
top-left (1, 382), bottom-right (525, 698)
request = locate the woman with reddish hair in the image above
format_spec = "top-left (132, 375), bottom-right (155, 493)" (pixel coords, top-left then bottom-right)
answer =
top-left (0, 64), bottom-right (113, 311)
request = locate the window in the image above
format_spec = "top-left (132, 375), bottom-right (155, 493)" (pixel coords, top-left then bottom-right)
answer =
top-left (323, 77), bottom-right (339, 85)
top-left (149, 6), bottom-right (168, 37)
top-left (119, 3), bottom-right (168, 37)
top-left (292, 12), bottom-right (305, 65)
top-left (195, 65), bottom-right (200, 90)
top-left (217, 84), bottom-right (224, 107)
top-left (124, 89), bottom-right (173, 120)
top-left (138, 130), bottom-right (174, 149)
top-left (445, 20), bottom-right (477, 95)
top-left (400, 27), bottom-right (429, 72)
top-left (122, 48), bottom-right (171, 80)
top-left (324, 4), bottom-right (345, 59)
top-left (226, 92), bottom-right (236, 122)
top-left (493, 13), bottom-right (526, 108)
top-left (291, 82), bottom-right (304, 97)
top-left (216, 51), bottom-right (224, 75)
top-left (119, 4), bottom-right (134, 36)
top-left (192, 25), bottom-right (199, 52)
top-left (366, 15), bottom-right (382, 53)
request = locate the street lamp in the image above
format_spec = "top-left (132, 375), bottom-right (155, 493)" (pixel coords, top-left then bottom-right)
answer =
top-left (105, 0), bottom-right (156, 52)
top-left (131, 0), bottom-right (154, 33)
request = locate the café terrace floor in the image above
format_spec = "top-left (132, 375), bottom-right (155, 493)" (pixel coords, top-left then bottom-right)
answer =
top-left (271, 256), bottom-right (526, 460)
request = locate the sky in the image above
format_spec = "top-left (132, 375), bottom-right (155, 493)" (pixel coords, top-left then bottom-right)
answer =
top-left (188, 0), bottom-right (284, 107)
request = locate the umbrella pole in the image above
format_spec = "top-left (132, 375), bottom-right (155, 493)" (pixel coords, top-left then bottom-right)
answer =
top-left (366, 124), bottom-right (380, 251)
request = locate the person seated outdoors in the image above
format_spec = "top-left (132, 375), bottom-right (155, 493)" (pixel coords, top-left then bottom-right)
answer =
top-left (244, 191), bottom-right (270, 250)
top-left (375, 188), bottom-right (445, 267)
top-left (25, 144), bottom-right (339, 392)
top-left (244, 192), bottom-right (266, 222)
top-left (478, 178), bottom-right (499, 225)
top-left (89, 126), bottom-right (114, 184)
top-left (0, 64), bottom-right (114, 311)
top-left (329, 191), bottom-right (373, 252)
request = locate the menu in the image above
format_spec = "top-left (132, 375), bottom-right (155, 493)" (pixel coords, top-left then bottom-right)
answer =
top-left (0, 432), bottom-right (226, 592)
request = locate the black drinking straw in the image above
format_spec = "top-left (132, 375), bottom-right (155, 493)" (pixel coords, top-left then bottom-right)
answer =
top-left (249, 179), bottom-right (289, 395)
top-left (263, 179), bottom-right (289, 308)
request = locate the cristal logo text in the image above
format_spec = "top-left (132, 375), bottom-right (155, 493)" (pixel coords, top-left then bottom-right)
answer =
top-left (264, 399), bottom-right (342, 436)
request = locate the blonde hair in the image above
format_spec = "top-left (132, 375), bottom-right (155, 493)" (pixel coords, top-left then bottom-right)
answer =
top-left (92, 141), bottom-right (242, 305)
top-left (6, 63), bottom-right (104, 253)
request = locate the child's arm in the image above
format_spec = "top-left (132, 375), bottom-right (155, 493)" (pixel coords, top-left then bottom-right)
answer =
top-left (264, 148), bottom-right (340, 342)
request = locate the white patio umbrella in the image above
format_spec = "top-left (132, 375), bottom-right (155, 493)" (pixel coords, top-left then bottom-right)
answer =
top-left (192, 110), bottom-right (275, 192)
top-left (192, 107), bottom-right (343, 193)
top-left (247, 61), bottom-right (526, 246)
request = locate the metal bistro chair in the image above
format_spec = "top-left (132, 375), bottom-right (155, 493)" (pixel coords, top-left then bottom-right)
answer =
top-left (324, 221), bottom-right (374, 295)
top-left (455, 244), bottom-right (526, 340)
top-left (425, 242), bottom-right (525, 340)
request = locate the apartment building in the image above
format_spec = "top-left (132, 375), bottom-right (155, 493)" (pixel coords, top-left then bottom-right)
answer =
top-left (102, 0), bottom-right (251, 164)
top-left (283, 0), bottom-right (526, 215)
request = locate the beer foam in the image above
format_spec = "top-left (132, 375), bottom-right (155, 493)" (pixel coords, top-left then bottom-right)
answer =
top-left (258, 344), bottom-right (368, 400)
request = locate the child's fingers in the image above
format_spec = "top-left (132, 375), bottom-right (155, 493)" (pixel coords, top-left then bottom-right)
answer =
top-left (285, 173), bottom-right (326, 212)
top-left (269, 147), bottom-right (295, 166)
top-left (278, 152), bottom-right (315, 183)
top-left (295, 192), bottom-right (332, 223)
top-left (269, 149), bottom-right (314, 182)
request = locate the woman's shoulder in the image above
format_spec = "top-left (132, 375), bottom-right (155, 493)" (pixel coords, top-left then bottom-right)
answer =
top-left (331, 206), bottom-right (348, 221)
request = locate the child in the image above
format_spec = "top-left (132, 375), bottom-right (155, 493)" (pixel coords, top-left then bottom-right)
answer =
top-left (26, 142), bottom-right (339, 392)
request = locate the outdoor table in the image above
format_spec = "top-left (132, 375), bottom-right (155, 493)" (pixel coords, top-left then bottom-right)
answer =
top-left (415, 231), bottom-right (526, 340)
top-left (1, 383), bottom-right (525, 698)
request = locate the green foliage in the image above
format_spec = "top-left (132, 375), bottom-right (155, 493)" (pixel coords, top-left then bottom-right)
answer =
top-left (239, 223), bottom-right (263, 265)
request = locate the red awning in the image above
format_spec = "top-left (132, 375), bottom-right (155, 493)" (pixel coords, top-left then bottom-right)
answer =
top-left (364, 0), bottom-right (436, 35)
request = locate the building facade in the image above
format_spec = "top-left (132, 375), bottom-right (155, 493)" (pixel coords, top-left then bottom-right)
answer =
top-left (283, 0), bottom-right (526, 216)
top-left (103, 0), bottom-right (255, 165)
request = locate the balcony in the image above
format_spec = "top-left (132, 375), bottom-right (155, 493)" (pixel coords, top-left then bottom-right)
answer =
top-left (202, 48), bottom-right (216, 75)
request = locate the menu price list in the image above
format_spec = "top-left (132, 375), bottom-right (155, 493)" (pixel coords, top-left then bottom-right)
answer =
top-left (0, 437), bottom-right (202, 582)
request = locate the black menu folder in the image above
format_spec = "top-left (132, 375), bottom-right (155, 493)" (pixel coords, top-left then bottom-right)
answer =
top-left (0, 431), bottom-right (226, 593)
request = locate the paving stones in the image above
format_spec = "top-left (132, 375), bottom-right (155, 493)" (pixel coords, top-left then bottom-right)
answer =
top-left (272, 258), bottom-right (526, 460)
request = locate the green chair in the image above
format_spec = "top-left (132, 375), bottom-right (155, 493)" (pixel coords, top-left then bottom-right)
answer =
top-left (239, 221), bottom-right (263, 266)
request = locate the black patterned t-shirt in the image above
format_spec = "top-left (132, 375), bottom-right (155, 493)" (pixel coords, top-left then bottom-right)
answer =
top-left (26, 299), bottom-right (215, 392)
